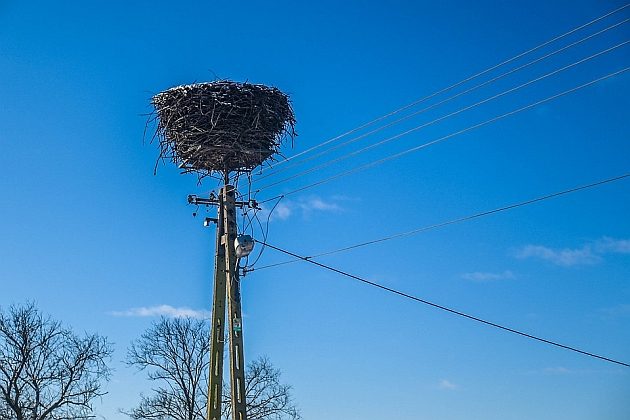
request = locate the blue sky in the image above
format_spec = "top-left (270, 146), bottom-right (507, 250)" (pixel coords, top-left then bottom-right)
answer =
top-left (1, 1), bottom-right (629, 419)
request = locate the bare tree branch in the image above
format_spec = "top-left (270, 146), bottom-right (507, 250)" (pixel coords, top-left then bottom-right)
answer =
top-left (0, 303), bottom-right (113, 420)
top-left (125, 317), bottom-right (299, 420)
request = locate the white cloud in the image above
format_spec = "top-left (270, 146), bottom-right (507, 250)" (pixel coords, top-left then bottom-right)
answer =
top-left (595, 237), bottom-right (630, 254)
top-left (601, 304), bottom-right (630, 318)
top-left (273, 202), bottom-right (292, 220)
top-left (300, 197), bottom-right (340, 212)
top-left (543, 367), bottom-right (572, 375)
top-left (437, 379), bottom-right (458, 390)
top-left (525, 366), bottom-right (618, 376)
top-left (261, 196), bottom-right (343, 221)
top-left (110, 305), bottom-right (210, 319)
top-left (516, 244), bottom-right (601, 267)
top-left (462, 270), bottom-right (514, 282)
top-left (256, 200), bottom-right (292, 222)
top-left (516, 236), bottom-right (630, 267)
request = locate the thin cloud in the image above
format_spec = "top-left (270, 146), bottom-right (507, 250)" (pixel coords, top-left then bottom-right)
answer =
top-left (273, 202), bottom-right (292, 220)
top-left (595, 237), bottom-right (630, 254)
top-left (262, 196), bottom-right (343, 221)
top-left (601, 304), bottom-right (630, 319)
top-left (525, 366), bottom-right (618, 376)
top-left (256, 200), bottom-right (292, 221)
top-left (300, 197), bottom-right (340, 212)
top-left (543, 367), bottom-right (572, 375)
top-left (516, 244), bottom-right (601, 267)
top-left (516, 236), bottom-right (630, 267)
top-left (110, 305), bottom-right (210, 319)
top-left (437, 379), bottom-right (458, 390)
top-left (462, 270), bottom-right (515, 282)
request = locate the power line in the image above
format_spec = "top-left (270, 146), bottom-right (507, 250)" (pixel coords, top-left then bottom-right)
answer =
top-left (258, 241), bottom-right (630, 368)
top-left (244, 196), bottom-right (284, 269)
top-left (249, 173), bottom-right (630, 271)
top-left (256, 41), bottom-right (629, 192)
top-left (254, 18), bottom-right (628, 183)
top-left (256, 66), bottom-right (629, 202)
top-left (257, 3), bottom-right (629, 173)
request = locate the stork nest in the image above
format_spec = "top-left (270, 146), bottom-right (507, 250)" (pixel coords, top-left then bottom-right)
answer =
top-left (151, 81), bottom-right (296, 176)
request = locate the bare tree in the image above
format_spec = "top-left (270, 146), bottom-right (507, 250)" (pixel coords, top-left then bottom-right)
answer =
top-left (126, 317), bottom-right (299, 420)
top-left (222, 357), bottom-right (299, 420)
top-left (126, 316), bottom-right (209, 420)
top-left (0, 302), bottom-right (113, 420)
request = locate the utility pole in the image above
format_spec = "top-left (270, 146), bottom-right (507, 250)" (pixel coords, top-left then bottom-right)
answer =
top-left (192, 178), bottom-right (251, 420)
top-left (206, 187), bottom-right (226, 420)
top-left (153, 80), bottom-right (295, 420)
top-left (223, 183), bottom-right (248, 420)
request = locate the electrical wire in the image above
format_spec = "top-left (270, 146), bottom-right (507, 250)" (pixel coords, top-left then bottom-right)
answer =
top-left (247, 210), bottom-right (267, 268)
top-left (254, 19), bottom-right (629, 183)
top-left (257, 3), bottom-right (630, 173)
top-left (243, 196), bottom-right (285, 270)
top-left (256, 66), bottom-right (630, 201)
top-left (248, 173), bottom-right (630, 271)
top-left (241, 205), bottom-right (257, 236)
top-left (258, 240), bottom-right (630, 368)
top-left (256, 41), bottom-right (629, 192)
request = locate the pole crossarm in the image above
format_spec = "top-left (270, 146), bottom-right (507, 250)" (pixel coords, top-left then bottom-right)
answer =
top-left (188, 194), bottom-right (259, 209)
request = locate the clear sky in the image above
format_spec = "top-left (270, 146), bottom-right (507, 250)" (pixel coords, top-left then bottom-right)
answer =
top-left (1, 1), bottom-right (629, 419)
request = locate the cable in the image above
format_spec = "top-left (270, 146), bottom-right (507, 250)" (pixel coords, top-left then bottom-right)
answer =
top-left (255, 19), bottom-right (629, 183)
top-left (258, 3), bottom-right (630, 173)
top-left (248, 210), bottom-right (268, 267)
top-left (256, 41), bottom-right (629, 192)
top-left (241, 206), bottom-right (257, 236)
top-left (258, 240), bottom-right (630, 368)
top-left (257, 66), bottom-right (629, 201)
top-left (249, 173), bottom-right (630, 271)
top-left (244, 196), bottom-right (285, 269)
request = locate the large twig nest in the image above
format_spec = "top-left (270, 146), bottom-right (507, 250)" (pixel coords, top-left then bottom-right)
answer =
top-left (151, 81), bottom-right (296, 176)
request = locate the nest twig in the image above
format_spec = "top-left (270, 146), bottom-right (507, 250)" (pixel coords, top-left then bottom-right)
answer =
top-left (151, 81), bottom-right (296, 177)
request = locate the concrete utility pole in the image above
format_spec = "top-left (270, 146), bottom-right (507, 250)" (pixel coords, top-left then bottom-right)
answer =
top-left (194, 182), bottom-right (248, 420)
top-left (223, 184), bottom-right (248, 420)
top-left (153, 80), bottom-right (294, 420)
top-left (206, 187), bottom-right (226, 420)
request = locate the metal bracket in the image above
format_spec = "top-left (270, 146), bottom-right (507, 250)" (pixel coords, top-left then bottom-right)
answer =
top-left (204, 217), bottom-right (219, 227)
top-left (189, 194), bottom-right (258, 209)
